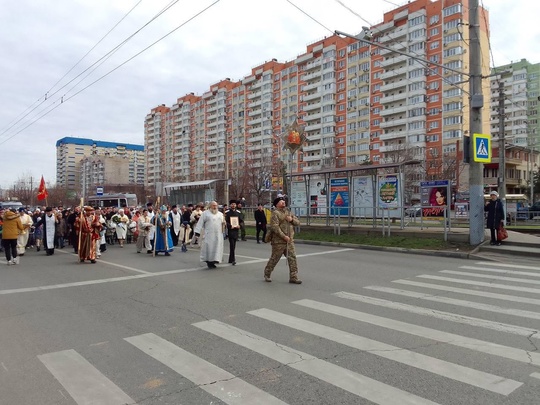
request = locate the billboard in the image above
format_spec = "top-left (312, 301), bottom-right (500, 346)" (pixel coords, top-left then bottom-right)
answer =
top-left (330, 178), bottom-right (349, 216)
top-left (352, 176), bottom-right (374, 217)
top-left (420, 180), bottom-right (450, 218)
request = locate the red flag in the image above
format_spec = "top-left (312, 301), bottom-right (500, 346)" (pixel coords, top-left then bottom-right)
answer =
top-left (37, 175), bottom-right (48, 201)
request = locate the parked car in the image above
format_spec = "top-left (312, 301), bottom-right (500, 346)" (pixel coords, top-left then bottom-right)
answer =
top-left (517, 201), bottom-right (540, 220)
top-left (404, 204), bottom-right (422, 217)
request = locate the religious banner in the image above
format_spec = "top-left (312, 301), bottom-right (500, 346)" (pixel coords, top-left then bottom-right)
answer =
top-left (283, 118), bottom-right (306, 154)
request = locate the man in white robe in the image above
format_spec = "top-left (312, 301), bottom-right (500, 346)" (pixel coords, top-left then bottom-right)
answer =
top-left (17, 208), bottom-right (33, 255)
top-left (194, 201), bottom-right (225, 268)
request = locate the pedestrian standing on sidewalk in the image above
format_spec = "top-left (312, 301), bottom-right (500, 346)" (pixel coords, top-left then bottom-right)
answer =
top-left (263, 196), bottom-right (302, 284)
top-left (485, 190), bottom-right (504, 246)
top-left (2, 208), bottom-right (24, 265)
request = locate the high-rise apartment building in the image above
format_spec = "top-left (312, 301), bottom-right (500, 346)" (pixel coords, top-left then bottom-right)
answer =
top-left (56, 137), bottom-right (145, 192)
top-left (488, 59), bottom-right (540, 194)
top-left (145, 0), bottom-right (490, 201)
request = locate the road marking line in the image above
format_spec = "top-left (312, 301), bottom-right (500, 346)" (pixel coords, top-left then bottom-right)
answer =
top-left (417, 275), bottom-right (540, 295)
top-left (38, 349), bottom-right (134, 405)
top-left (364, 286), bottom-right (540, 321)
top-left (57, 250), bottom-right (151, 274)
top-left (441, 270), bottom-right (540, 285)
top-left (393, 280), bottom-right (540, 306)
top-left (475, 261), bottom-right (540, 271)
top-left (194, 319), bottom-right (441, 405)
top-left (125, 333), bottom-right (288, 405)
top-left (0, 248), bottom-right (351, 296)
top-left (294, 299), bottom-right (540, 366)
top-left (531, 372), bottom-right (540, 380)
top-left (335, 291), bottom-right (540, 339)
top-left (248, 308), bottom-right (522, 395)
top-left (461, 265), bottom-right (540, 278)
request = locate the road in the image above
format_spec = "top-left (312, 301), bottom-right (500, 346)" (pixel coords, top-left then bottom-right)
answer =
top-left (0, 240), bottom-right (539, 404)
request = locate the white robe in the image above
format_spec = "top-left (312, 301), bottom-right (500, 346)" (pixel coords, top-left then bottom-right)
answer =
top-left (44, 214), bottom-right (56, 250)
top-left (194, 210), bottom-right (225, 263)
top-left (112, 214), bottom-right (129, 239)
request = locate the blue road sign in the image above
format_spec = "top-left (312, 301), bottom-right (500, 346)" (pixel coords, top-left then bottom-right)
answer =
top-left (473, 133), bottom-right (491, 163)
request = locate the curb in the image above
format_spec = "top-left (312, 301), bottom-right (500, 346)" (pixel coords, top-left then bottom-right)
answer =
top-left (292, 238), bottom-right (485, 260)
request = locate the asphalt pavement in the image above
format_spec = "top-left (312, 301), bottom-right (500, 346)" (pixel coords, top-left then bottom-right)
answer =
top-left (1, 239), bottom-right (540, 404)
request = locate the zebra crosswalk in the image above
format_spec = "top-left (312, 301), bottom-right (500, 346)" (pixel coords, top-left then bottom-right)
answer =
top-left (37, 260), bottom-right (540, 404)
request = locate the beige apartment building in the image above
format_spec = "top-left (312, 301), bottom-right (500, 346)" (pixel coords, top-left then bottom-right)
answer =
top-left (56, 137), bottom-right (145, 194)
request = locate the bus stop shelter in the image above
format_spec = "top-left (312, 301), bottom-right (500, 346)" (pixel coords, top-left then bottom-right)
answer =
top-left (164, 180), bottom-right (221, 206)
top-left (288, 160), bottom-right (421, 226)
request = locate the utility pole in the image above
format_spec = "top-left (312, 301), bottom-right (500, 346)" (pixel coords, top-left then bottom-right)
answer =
top-left (224, 139), bottom-right (229, 204)
top-left (497, 81), bottom-right (507, 220)
top-left (468, 0), bottom-right (485, 245)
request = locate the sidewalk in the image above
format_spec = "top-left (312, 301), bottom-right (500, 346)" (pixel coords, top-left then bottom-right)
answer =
top-left (246, 220), bottom-right (540, 261)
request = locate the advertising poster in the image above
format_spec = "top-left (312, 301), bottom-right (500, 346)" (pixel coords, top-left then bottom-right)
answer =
top-left (309, 179), bottom-right (327, 215)
top-left (352, 176), bottom-right (374, 217)
top-left (290, 181), bottom-right (307, 216)
top-left (420, 180), bottom-right (450, 218)
top-left (330, 178), bottom-right (349, 216)
top-left (377, 174), bottom-right (401, 218)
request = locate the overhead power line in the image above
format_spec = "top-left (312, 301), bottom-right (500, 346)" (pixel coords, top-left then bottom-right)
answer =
top-left (0, 0), bottom-right (144, 137)
top-left (0, 0), bottom-right (181, 142)
top-left (0, 0), bottom-right (221, 146)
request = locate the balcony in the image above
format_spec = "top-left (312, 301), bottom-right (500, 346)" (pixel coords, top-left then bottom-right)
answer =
top-left (303, 92), bottom-right (321, 102)
top-left (247, 91), bottom-right (261, 99)
top-left (380, 80), bottom-right (407, 92)
top-left (380, 92), bottom-right (407, 104)
top-left (303, 82), bottom-right (320, 92)
top-left (304, 102), bottom-right (322, 111)
top-left (380, 54), bottom-right (408, 68)
top-left (302, 71), bottom-right (321, 82)
top-left (379, 129), bottom-right (407, 140)
top-left (380, 105), bottom-right (408, 117)
top-left (304, 112), bottom-right (322, 122)
top-left (379, 42), bottom-right (406, 56)
top-left (304, 122), bottom-right (322, 131)
top-left (380, 66), bottom-right (408, 80)
top-left (380, 117), bottom-right (409, 128)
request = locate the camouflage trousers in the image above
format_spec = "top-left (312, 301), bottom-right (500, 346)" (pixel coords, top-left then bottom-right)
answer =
top-left (264, 242), bottom-right (299, 280)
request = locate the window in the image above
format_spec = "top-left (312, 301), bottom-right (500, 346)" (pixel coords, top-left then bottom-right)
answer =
top-left (409, 15), bottom-right (426, 27)
top-left (443, 116), bottom-right (462, 125)
top-left (443, 4), bottom-right (462, 17)
top-left (444, 88), bottom-right (461, 97)
top-left (443, 33), bottom-right (461, 44)
top-left (430, 41), bottom-right (440, 50)
top-left (429, 27), bottom-right (439, 36)
top-left (443, 129), bottom-right (462, 139)
top-left (429, 15), bottom-right (440, 25)
top-left (444, 19), bottom-right (462, 30)
top-left (443, 47), bottom-right (463, 57)
top-left (409, 42), bottom-right (425, 52)
top-left (409, 28), bottom-right (426, 40)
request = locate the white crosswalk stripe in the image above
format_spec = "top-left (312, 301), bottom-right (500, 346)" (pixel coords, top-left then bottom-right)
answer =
top-left (38, 349), bottom-right (134, 405)
top-left (125, 333), bottom-right (288, 405)
top-left (35, 260), bottom-right (540, 404)
top-left (193, 319), bottom-right (442, 405)
top-left (364, 285), bottom-right (540, 320)
top-left (334, 291), bottom-right (540, 338)
top-left (293, 299), bottom-right (540, 366)
top-left (248, 308), bottom-right (522, 395)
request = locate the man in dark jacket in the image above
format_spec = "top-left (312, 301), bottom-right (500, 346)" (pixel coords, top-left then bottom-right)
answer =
top-left (224, 199), bottom-right (242, 265)
top-left (254, 203), bottom-right (267, 243)
top-left (484, 190), bottom-right (505, 245)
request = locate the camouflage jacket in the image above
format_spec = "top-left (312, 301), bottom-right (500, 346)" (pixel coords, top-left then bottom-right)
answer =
top-left (269, 208), bottom-right (299, 244)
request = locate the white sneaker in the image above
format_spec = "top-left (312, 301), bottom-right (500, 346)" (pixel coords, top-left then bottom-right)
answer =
top-left (13, 257), bottom-right (19, 265)
top-left (7, 260), bottom-right (13, 265)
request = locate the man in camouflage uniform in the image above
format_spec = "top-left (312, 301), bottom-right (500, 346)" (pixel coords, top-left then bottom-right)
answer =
top-left (263, 196), bottom-right (302, 284)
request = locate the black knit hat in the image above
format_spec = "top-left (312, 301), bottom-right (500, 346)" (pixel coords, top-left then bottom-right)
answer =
top-left (273, 197), bottom-right (285, 207)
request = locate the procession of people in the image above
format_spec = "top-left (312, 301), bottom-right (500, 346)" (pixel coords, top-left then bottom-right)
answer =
top-left (1, 197), bottom-right (303, 285)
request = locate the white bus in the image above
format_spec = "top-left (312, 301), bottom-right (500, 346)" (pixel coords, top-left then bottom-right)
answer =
top-left (87, 193), bottom-right (138, 208)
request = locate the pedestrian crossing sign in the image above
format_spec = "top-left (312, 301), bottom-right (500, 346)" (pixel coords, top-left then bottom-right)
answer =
top-left (473, 133), bottom-right (491, 163)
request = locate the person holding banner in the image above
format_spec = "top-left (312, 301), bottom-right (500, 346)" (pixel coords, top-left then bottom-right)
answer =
top-left (152, 205), bottom-right (173, 256)
top-left (75, 206), bottom-right (100, 263)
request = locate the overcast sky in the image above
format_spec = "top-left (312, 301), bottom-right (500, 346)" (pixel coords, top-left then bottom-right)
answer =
top-left (0, 0), bottom-right (538, 189)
